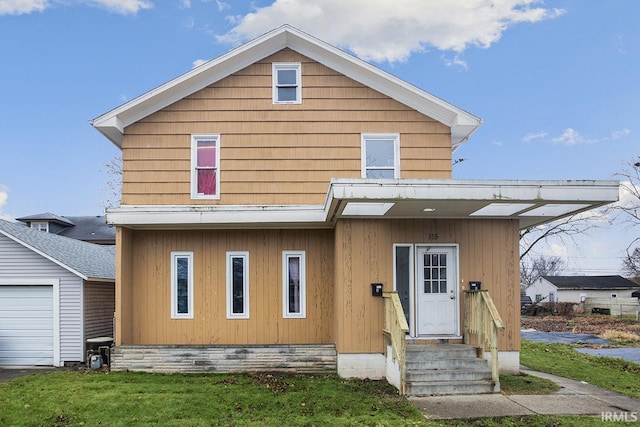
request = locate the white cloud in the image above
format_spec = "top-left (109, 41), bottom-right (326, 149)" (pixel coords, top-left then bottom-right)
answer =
top-left (192, 58), bottom-right (208, 68)
top-left (551, 128), bottom-right (583, 145)
top-left (544, 242), bottom-right (569, 259)
top-left (0, 0), bottom-right (153, 15)
top-left (180, 0), bottom-right (191, 8)
top-left (522, 131), bottom-right (548, 142)
top-left (611, 128), bottom-right (631, 140)
top-left (442, 54), bottom-right (468, 71)
top-left (86, 0), bottom-right (153, 15)
top-left (215, 0), bottom-right (228, 12)
top-left (0, 0), bottom-right (49, 15)
top-left (550, 127), bottom-right (631, 146)
top-left (216, 0), bottom-right (564, 63)
top-left (0, 186), bottom-right (12, 221)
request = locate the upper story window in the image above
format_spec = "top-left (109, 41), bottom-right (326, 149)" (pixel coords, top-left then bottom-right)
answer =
top-left (171, 251), bottom-right (194, 319)
top-left (361, 133), bottom-right (400, 179)
top-left (191, 134), bottom-right (220, 200)
top-left (273, 63), bottom-right (301, 104)
top-left (30, 222), bottom-right (49, 232)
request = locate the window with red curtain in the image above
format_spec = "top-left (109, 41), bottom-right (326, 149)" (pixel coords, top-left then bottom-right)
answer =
top-left (194, 137), bottom-right (218, 197)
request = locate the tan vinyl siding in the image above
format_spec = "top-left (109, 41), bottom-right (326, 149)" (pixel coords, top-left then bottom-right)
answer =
top-left (333, 218), bottom-right (520, 354)
top-left (115, 227), bottom-right (133, 346)
top-left (83, 281), bottom-right (115, 340)
top-left (121, 49), bottom-right (452, 206)
top-left (119, 229), bottom-right (334, 345)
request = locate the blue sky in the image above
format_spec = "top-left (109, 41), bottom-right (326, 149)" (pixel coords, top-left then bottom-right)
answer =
top-left (0, 0), bottom-right (638, 274)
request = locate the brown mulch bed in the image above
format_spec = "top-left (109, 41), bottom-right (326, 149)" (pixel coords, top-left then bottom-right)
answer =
top-left (521, 315), bottom-right (640, 337)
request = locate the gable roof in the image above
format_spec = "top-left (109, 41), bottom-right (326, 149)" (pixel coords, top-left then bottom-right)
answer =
top-left (0, 219), bottom-right (115, 282)
top-left (16, 213), bottom-right (115, 243)
top-left (542, 275), bottom-right (639, 290)
top-left (91, 25), bottom-right (482, 151)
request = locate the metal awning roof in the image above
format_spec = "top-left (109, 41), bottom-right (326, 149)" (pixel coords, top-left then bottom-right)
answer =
top-left (106, 179), bottom-right (619, 230)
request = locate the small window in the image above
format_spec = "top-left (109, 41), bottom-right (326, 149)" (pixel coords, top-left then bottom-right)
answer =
top-left (273, 63), bottom-right (301, 104)
top-left (226, 251), bottom-right (249, 319)
top-left (283, 250), bottom-right (306, 318)
top-left (191, 134), bottom-right (220, 199)
top-left (30, 222), bottom-right (49, 232)
top-left (171, 252), bottom-right (194, 319)
top-left (361, 133), bottom-right (400, 178)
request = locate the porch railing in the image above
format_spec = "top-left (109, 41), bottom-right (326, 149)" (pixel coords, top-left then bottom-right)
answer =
top-left (463, 290), bottom-right (505, 387)
top-left (382, 291), bottom-right (409, 394)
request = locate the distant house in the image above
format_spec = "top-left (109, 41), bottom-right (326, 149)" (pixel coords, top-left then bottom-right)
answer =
top-left (527, 275), bottom-right (640, 304)
top-left (16, 212), bottom-right (115, 245)
top-left (0, 219), bottom-right (115, 366)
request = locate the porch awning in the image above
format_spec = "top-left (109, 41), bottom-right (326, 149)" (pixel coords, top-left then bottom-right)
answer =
top-left (106, 178), bottom-right (619, 230)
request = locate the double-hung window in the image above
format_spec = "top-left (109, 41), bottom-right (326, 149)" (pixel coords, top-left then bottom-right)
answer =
top-left (273, 63), bottom-right (301, 104)
top-left (361, 133), bottom-right (400, 178)
top-left (283, 250), bottom-right (306, 318)
top-left (191, 134), bottom-right (220, 199)
top-left (226, 251), bottom-right (249, 319)
top-left (171, 252), bottom-right (193, 319)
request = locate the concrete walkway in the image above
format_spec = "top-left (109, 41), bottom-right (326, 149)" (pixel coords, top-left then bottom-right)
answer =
top-left (410, 367), bottom-right (640, 420)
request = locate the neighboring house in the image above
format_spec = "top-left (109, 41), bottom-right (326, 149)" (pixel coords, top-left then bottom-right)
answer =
top-left (527, 275), bottom-right (640, 304)
top-left (91, 25), bottom-right (618, 390)
top-left (16, 213), bottom-right (115, 245)
top-left (0, 219), bottom-right (115, 366)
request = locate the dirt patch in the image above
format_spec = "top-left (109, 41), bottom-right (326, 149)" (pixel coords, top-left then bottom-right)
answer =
top-left (521, 315), bottom-right (640, 341)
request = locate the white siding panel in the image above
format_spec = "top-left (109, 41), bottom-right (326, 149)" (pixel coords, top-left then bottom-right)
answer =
top-left (0, 234), bottom-right (84, 364)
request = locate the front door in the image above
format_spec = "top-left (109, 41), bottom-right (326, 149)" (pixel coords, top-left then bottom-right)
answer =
top-left (416, 246), bottom-right (458, 336)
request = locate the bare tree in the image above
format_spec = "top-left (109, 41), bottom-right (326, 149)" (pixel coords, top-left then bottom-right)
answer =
top-left (102, 155), bottom-right (122, 210)
top-left (622, 248), bottom-right (640, 284)
top-left (519, 211), bottom-right (606, 261)
top-left (613, 156), bottom-right (640, 279)
top-left (520, 255), bottom-right (566, 291)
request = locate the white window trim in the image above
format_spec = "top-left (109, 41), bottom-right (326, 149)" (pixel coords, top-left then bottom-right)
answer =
top-left (272, 62), bottom-right (302, 104)
top-left (282, 250), bottom-right (306, 318)
top-left (31, 221), bottom-right (49, 232)
top-left (393, 243), bottom-right (414, 337)
top-left (361, 133), bottom-right (401, 179)
top-left (171, 251), bottom-right (194, 319)
top-left (190, 134), bottom-right (221, 200)
top-left (226, 251), bottom-right (250, 319)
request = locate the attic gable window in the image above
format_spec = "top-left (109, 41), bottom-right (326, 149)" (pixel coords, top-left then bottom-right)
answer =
top-left (361, 133), bottom-right (400, 178)
top-left (191, 134), bottom-right (220, 200)
top-left (273, 63), bottom-right (301, 104)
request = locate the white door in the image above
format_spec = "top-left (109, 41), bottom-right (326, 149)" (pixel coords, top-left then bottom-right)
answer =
top-left (0, 285), bottom-right (54, 366)
top-left (416, 246), bottom-right (458, 336)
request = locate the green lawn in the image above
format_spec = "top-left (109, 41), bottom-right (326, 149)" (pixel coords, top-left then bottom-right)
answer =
top-left (0, 371), bottom-right (428, 426)
top-left (2, 340), bottom-right (639, 426)
top-left (520, 340), bottom-right (640, 398)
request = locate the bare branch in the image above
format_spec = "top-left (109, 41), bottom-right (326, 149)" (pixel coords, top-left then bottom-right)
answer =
top-left (101, 155), bottom-right (122, 210)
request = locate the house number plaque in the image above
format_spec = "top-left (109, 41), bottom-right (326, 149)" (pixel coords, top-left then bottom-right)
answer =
top-left (428, 233), bottom-right (439, 240)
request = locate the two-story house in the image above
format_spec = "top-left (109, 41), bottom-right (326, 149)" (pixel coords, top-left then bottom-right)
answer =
top-left (91, 25), bottom-right (618, 395)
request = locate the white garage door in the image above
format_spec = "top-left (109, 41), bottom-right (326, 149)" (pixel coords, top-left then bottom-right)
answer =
top-left (0, 285), bottom-right (54, 366)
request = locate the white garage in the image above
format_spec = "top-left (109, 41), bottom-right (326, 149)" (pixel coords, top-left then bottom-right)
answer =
top-left (0, 282), bottom-right (59, 366)
top-left (0, 219), bottom-right (114, 367)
